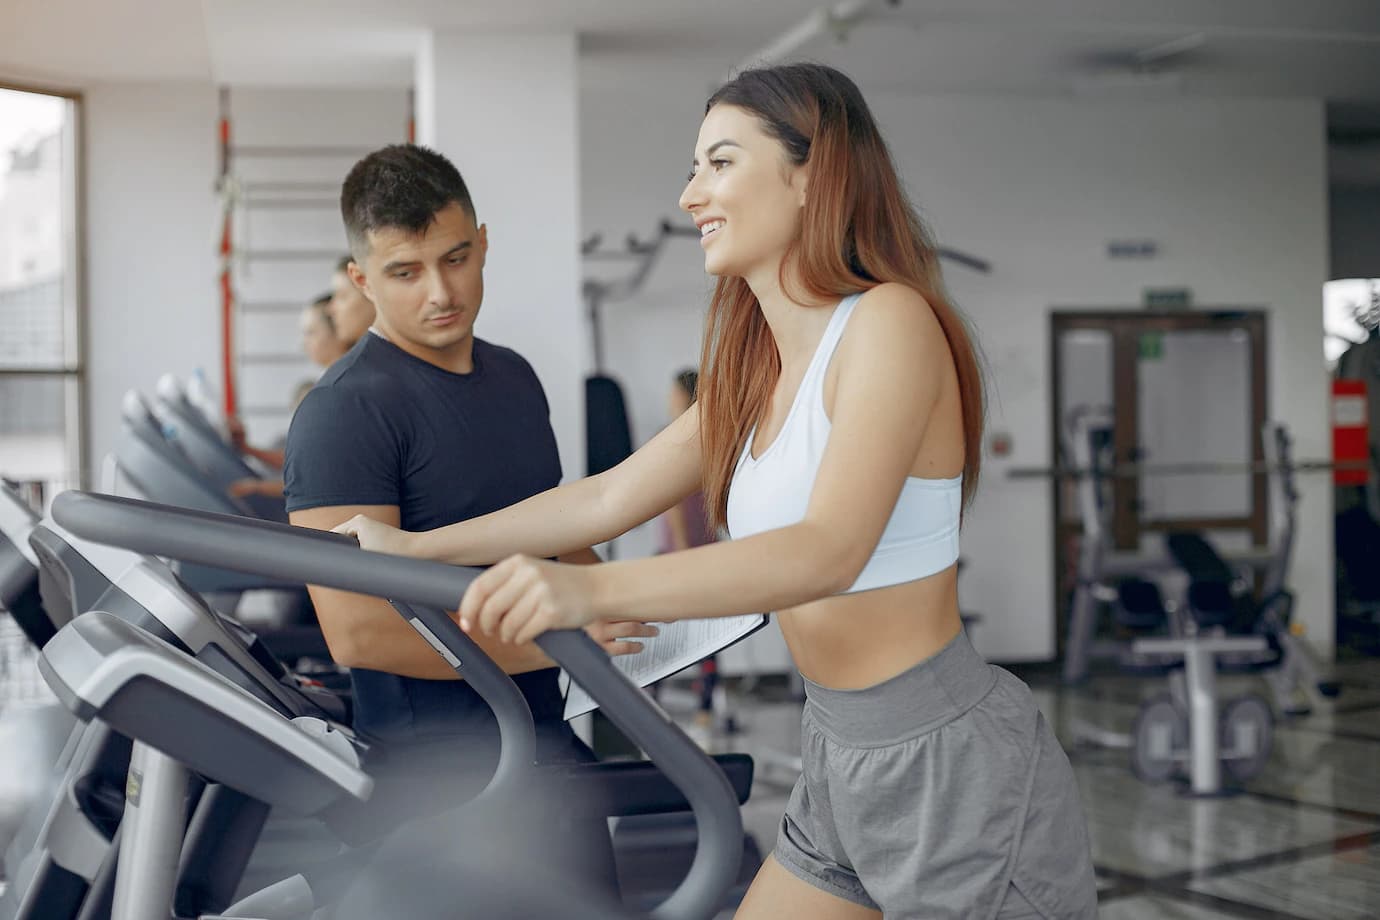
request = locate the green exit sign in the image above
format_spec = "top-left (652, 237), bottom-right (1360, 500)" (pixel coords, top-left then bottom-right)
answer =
top-left (1139, 332), bottom-right (1164, 360)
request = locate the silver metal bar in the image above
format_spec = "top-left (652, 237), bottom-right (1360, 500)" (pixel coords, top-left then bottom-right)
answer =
top-left (112, 741), bottom-right (189, 920)
top-left (1062, 579), bottom-right (1099, 684)
top-left (0, 366), bottom-right (82, 375)
top-left (1132, 636), bottom-right (1267, 656)
top-left (1183, 645), bottom-right (1220, 795)
top-left (1009, 458), bottom-right (1358, 479)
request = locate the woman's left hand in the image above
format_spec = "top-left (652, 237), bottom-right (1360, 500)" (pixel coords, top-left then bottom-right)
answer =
top-left (460, 555), bottom-right (600, 644)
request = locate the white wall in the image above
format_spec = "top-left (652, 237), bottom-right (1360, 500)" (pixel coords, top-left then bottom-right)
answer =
top-left (581, 87), bottom-right (1334, 662)
top-left (580, 79), bottom-right (714, 460)
top-left (227, 86), bottom-right (410, 444)
top-left (419, 32), bottom-right (587, 481)
top-left (82, 84), bottom-right (412, 474)
top-left (85, 82), bottom-right (220, 481)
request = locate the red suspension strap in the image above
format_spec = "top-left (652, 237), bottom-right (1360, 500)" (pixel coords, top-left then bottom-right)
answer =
top-left (217, 88), bottom-right (238, 419)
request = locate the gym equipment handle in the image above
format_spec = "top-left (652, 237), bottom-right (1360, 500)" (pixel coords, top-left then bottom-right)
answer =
top-left (52, 490), bottom-right (742, 920)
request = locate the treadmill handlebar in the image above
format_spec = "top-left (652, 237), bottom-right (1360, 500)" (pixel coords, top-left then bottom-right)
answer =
top-left (51, 490), bottom-right (742, 920)
top-left (388, 601), bottom-right (538, 807)
top-left (57, 490), bottom-right (424, 586)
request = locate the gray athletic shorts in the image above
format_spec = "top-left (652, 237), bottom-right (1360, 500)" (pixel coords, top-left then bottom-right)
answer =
top-left (774, 629), bottom-right (1098, 918)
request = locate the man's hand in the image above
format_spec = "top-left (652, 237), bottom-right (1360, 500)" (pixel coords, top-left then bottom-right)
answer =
top-left (334, 514), bottom-right (420, 557)
top-left (585, 619), bottom-right (659, 657)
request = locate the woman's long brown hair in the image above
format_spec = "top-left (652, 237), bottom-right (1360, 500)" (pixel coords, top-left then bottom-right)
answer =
top-left (697, 63), bottom-right (985, 530)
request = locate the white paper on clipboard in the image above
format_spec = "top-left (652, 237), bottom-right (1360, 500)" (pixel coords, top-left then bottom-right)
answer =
top-left (562, 613), bottom-right (767, 720)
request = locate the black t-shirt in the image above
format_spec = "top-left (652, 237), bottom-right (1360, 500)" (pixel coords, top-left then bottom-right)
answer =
top-left (284, 332), bottom-right (572, 753)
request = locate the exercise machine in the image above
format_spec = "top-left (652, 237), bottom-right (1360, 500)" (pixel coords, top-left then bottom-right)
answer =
top-left (39, 490), bottom-right (750, 919)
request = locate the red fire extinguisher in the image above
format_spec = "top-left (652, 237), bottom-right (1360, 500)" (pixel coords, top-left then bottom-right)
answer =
top-left (1333, 379), bottom-right (1368, 486)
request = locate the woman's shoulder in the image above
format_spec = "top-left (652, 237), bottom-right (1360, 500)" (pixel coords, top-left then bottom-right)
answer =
top-left (843, 283), bottom-right (945, 353)
top-left (852, 281), bottom-right (934, 314)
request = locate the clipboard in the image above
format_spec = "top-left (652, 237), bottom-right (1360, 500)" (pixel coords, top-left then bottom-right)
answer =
top-left (562, 613), bottom-right (769, 719)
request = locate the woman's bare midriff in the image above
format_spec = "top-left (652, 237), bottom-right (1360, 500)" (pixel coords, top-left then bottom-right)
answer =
top-left (778, 564), bottom-right (964, 689)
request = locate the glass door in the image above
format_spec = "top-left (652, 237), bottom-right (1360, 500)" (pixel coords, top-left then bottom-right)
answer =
top-left (1050, 310), bottom-right (1268, 652)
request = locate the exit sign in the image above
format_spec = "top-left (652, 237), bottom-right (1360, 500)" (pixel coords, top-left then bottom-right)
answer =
top-left (1144, 287), bottom-right (1193, 309)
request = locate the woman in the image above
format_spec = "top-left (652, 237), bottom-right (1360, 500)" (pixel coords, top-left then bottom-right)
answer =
top-left (654, 368), bottom-right (723, 735)
top-left (339, 63), bottom-right (1096, 919)
top-left (657, 369), bottom-right (716, 558)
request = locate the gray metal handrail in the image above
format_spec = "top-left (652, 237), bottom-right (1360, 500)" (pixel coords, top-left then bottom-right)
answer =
top-left (52, 490), bottom-right (742, 920)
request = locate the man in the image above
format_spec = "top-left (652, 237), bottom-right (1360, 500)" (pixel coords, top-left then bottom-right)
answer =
top-left (285, 145), bottom-right (646, 891)
top-left (286, 145), bottom-right (651, 749)
top-left (327, 254), bottom-right (376, 348)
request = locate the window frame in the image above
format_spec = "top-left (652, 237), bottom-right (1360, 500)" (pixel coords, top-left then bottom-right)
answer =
top-left (0, 80), bottom-right (86, 495)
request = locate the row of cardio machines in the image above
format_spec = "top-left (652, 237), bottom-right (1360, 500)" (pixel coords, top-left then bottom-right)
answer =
top-left (1060, 410), bottom-right (1339, 795)
top-left (0, 385), bottom-right (762, 919)
top-left (102, 376), bottom-right (330, 666)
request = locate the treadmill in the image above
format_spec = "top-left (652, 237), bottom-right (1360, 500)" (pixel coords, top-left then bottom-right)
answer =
top-left (0, 483), bottom-right (53, 649)
top-left (3, 518), bottom-right (349, 920)
top-left (108, 391), bottom-right (328, 661)
top-left (15, 491), bottom-right (752, 920)
top-left (149, 375), bottom-right (287, 524)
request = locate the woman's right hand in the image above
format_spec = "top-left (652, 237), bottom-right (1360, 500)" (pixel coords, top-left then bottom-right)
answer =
top-left (333, 514), bottom-right (420, 558)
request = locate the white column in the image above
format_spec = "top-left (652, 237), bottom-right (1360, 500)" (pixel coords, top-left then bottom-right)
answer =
top-left (415, 31), bottom-right (588, 479)
top-left (85, 83), bottom-right (220, 482)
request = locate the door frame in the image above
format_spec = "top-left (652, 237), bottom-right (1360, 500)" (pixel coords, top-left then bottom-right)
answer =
top-left (1049, 309), bottom-right (1270, 652)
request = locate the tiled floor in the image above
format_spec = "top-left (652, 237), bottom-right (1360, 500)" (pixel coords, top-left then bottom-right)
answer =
top-left (4, 625), bottom-right (1375, 917)
top-left (667, 658), bottom-right (1380, 919)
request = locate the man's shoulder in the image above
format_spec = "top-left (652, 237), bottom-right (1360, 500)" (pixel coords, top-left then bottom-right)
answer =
top-left (288, 345), bottom-right (408, 450)
top-left (318, 336), bottom-right (393, 386)
top-left (283, 341), bottom-right (406, 510)
top-left (307, 339), bottom-right (411, 407)
top-left (475, 337), bottom-right (538, 379)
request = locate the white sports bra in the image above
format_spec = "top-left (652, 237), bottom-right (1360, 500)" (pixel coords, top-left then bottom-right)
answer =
top-left (725, 293), bottom-right (962, 594)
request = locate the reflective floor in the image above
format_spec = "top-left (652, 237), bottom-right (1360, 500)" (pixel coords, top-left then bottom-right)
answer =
top-left (676, 658), bottom-right (1380, 919)
top-left (4, 619), bottom-right (1376, 917)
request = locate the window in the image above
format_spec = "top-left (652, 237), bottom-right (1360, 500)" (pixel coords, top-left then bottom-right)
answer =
top-left (0, 85), bottom-right (83, 501)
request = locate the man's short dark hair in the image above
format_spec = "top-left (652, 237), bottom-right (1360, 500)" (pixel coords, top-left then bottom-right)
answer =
top-left (309, 292), bottom-right (336, 332)
top-left (675, 368), bottom-right (699, 400)
top-left (340, 144), bottom-right (476, 259)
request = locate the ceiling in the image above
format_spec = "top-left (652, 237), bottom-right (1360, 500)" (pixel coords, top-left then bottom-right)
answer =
top-left (2, 1), bottom-right (1378, 145)
top-left (0, 0), bottom-right (1374, 95)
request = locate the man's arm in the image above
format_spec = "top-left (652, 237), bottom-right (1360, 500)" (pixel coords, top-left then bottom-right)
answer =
top-left (227, 417), bottom-right (286, 470)
top-left (557, 547), bottom-right (601, 566)
top-left (244, 445), bottom-right (286, 470)
top-left (230, 478), bottom-right (285, 499)
top-left (292, 504), bottom-right (556, 679)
